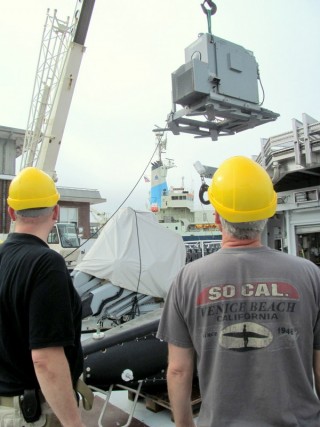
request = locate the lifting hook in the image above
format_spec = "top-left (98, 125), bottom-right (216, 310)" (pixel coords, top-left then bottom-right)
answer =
top-left (201, 0), bottom-right (217, 16)
top-left (201, 0), bottom-right (217, 34)
top-left (199, 182), bottom-right (211, 205)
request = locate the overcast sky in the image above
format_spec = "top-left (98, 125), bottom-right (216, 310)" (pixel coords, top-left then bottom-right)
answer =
top-left (1, 0), bottom-right (319, 216)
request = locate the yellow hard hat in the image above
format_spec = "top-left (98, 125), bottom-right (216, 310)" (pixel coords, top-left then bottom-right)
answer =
top-left (208, 156), bottom-right (277, 222)
top-left (7, 167), bottom-right (60, 211)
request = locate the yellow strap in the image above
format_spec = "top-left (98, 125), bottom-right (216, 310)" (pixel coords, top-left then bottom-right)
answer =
top-left (75, 378), bottom-right (94, 411)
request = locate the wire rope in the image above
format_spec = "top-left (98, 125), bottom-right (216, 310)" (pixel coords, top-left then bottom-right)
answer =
top-left (64, 130), bottom-right (166, 261)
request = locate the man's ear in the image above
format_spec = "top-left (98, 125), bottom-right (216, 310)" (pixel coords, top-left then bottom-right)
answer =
top-left (215, 211), bottom-right (223, 232)
top-left (8, 207), bottom-right (16, 221)
top-left (52, 205), bottom-right (60, 221)
top-left (215, 211), bottom-right (221, 225)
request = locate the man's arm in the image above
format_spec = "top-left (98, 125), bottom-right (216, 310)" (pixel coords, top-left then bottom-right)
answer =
top-left (313, 349), bottom-right (320, 398)
top-left (32, 346), bottom-right (85, 427)
top-left (167, 343), bottom-right (196, 427)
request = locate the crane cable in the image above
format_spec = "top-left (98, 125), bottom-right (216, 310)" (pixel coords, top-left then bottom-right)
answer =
top-left (64, 131), bottom-right (166, 260)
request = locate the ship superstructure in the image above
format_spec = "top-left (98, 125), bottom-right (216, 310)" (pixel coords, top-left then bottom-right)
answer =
top-left (257, 113), bottom-right (320, 267)
top-left (150, 135), bottom-right (222, 248)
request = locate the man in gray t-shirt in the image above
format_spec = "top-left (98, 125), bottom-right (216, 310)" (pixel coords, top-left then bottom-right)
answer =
top-left (157, 156), bottom-right (320, 427)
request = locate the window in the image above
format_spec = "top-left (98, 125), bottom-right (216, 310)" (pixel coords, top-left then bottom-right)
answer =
top-left (59, 207), bottom-right (78, 224)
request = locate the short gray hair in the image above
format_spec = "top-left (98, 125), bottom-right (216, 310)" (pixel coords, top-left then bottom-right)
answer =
top-left (15, 207), bottom-right (54, 218)
top-left (220, 217), bottom-right (267, 240)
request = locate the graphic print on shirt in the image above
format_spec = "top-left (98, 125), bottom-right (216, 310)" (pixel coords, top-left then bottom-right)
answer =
top-left (219, 322), bottom-right (273, 351)
top-left (196, 282), bottom-right (300, 352)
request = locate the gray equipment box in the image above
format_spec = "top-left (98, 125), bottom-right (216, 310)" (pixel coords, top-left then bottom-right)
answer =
top-left (172, 33), bottom-right (259, 106)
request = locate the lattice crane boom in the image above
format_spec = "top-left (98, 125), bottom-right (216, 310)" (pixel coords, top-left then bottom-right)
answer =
top-left (20, 0), bottom-right (95, 181)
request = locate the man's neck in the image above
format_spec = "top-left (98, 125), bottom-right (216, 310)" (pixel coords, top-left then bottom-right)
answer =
top-left (14, 224), bottom-right (49, 243)
top-left (221, 233), bottom-right (262, 249)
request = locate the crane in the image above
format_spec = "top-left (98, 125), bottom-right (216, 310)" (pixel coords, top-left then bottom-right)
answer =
top-left (19, 0), bottom-right (95, 269)
top-left (20, 0), bottom-right (95, 178)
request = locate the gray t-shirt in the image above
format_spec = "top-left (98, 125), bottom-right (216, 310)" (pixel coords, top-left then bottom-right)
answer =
top-left (157, 246), bottom-right (320, 426)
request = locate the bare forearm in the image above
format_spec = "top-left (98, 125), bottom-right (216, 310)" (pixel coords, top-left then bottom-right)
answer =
top-left (33, 348), bottom-right (85, 427)
top-left (167, 366), bottom-right (196, 427)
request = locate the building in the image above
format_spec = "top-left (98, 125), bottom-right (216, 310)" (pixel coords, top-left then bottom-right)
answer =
top-left (0, 125), bottom-right (105, 239)
top-left (256, 113), bottom-right (320, 267)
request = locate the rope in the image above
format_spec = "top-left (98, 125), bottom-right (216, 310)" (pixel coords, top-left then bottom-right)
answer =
top-left (206, 9), bottom-right (212, 34)
top-left (133, 209), bottom-right (142, 295)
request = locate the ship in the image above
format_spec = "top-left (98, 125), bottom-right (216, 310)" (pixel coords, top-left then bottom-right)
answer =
top-left (149, 135), bottom-right (222, 262)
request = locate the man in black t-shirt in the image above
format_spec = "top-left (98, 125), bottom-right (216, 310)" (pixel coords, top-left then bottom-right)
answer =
top-left (0, 167), bottom-right (90, 427)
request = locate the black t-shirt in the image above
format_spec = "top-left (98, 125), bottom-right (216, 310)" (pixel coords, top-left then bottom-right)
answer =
top-left (0, 233), bottom-right (83, 395)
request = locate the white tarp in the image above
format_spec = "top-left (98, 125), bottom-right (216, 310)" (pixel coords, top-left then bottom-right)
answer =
top-left (75, 207), bottom-right (186, 298)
